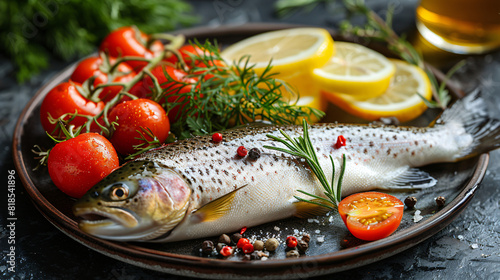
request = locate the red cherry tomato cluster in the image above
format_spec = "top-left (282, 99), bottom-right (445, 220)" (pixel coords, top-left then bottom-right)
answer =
top-left (38, 26), bottom-right (225, 198)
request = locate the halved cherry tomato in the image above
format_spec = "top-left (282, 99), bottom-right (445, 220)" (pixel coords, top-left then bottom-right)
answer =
top-left (99, 26), bottom-right (164, 71)
top-left (40, 82), bottom-right (105, 136)
top-left (338, 192), bottom-right (404, 241)
top-left (48, 133), bottom-right (119, 198)
top-left (70, 56), bottom-right (136, 102)
top-left (128, 65), bottom-right (198, 122)
top-left (108, 99), bottom-right (170, 155)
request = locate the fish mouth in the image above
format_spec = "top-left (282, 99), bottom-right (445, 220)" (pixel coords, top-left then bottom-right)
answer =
top-left (73, 206), bottom-right (139, 231)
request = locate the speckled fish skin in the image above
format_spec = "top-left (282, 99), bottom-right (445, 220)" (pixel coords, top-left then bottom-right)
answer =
top-left (73, 91), bottom-right (500, 242)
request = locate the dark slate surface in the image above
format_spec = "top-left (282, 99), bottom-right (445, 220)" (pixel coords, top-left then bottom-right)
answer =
top-left (1, 0), bottom-right (499, 279)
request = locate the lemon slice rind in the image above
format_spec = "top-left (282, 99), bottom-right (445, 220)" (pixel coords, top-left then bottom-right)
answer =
top-left (221, 28), bottom-right (334, 77)
top-left (322, 59), bottom-right (432, 122)
top-left (313, 42), bottom-right (396, 98)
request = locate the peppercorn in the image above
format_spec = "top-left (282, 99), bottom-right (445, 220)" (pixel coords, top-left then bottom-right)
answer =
top-left (301, 233), bottom-right (311, 243)
top-left (237, 146), bottom-right (248, 157)
top-left (253, 240), bottom-right (264, 251)
top-left (404, 196), bottom-right (417, 209)
top-left (248, 148), bottom-right (261, 161)
top-left (296, 240), bottom-right (309, 253)
top-left (212, 132), bottom-right (223, 143)
top-left (265, 238), bottom-right (279, 252)
top-left (436, 196), bottom-right (446, 207)
top-left (218, 234), bottom-right (231, 245)
top-left (286, 236), bottom-right (298, 248)
top-left (231, 233), bottom-right (243, 244)
top-left (201, 240), bottom-right (214, 255)
top-left (220, 246), bottom-right (233, 257)
top-left (216, 243), bottom-right (226, 252)
top-left (237, 238), bottom-right (250, 249)
top-left (286, 250), bottom-right (300, 258)
top-left (242, 243), bottom-right (254, 254)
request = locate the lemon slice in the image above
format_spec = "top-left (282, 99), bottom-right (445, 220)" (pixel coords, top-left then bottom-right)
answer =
top-left (221, 28), bottom-right (334, 77)
top-left (322, 59), bottom-right (432, 123)
top-left (313, 42), bottom-right (396, 98)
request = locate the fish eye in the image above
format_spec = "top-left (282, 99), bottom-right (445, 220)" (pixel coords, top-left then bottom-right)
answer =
top-left (110, 184), bottom-right (129, 200)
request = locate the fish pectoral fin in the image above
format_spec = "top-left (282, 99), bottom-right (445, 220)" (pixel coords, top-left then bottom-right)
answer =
top-left (192, 184), bottom-right (247, 222)
top-left (388, 168), bottom-right (437, 189)
top-left (293, 200), bottom-right (333, 219)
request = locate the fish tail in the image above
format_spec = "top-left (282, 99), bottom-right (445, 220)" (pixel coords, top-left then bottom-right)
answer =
top-left (435, 90), bottom-right (500, 159)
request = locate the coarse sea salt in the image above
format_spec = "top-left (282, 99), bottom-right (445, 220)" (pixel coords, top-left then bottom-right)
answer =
top-left (317, 236), bottom-right (325, 243)
top-left (413, 210), bottom-right (423, 223)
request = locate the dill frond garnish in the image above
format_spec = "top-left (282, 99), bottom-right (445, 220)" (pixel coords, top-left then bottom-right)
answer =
top-left (159, 40), bottom-right (325, 140)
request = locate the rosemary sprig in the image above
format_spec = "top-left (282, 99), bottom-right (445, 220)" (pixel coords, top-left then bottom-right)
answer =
top-left (264, 120), bottom-right (346, 208)
top-left (158, 40), bottom-right (325, 140)
top-left (275, 0), bottom-right (461, 109)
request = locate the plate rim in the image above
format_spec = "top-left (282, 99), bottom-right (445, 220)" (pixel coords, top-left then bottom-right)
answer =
top-left (12, 23), bottom-right (490, 278)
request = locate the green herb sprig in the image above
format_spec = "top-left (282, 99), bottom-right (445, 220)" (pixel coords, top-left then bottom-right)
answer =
top-left (275, 0), bottom-right (461, 109)
top-left (264, 120), bottom-right (346, 208)
top-left (2, 0), bottom-right (196, 83)
top-left (158, 40), bottom-right (325, 140)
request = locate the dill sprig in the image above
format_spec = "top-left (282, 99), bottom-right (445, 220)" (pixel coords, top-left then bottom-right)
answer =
top-left (275, 0), bottom-right (460, 109)
top-left (159, 40), bottom-right (325, 140)
top-left (264, 120), bottom-right (346, 208)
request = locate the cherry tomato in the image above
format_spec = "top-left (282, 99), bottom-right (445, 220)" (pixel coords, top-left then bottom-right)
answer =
top-left (128, 65), bottom-right (198, 122)
top-left (99, 26), bottom-right (164, 71)
top-left (338, 192), bottom-right (404, 241)
top-left (48, 133), bottom-right (119, 198)
top-left (165, 45), bottom-right (225, 80)
top-left (164, 45), bottom-right (210, 66)
top-left (70, 56), bottom-right (136, 102)
top-left (108, 99), bottom-right (170, 155)
top-left (40, 82), bottom-right (105, 136)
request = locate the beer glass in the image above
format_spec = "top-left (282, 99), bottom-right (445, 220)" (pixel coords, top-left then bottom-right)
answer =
top-left (416, 0), bottom-right (500, 54)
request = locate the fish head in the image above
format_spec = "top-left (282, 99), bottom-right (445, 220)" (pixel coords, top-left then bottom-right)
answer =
top-left (73, 161), bottom-right (191, 241)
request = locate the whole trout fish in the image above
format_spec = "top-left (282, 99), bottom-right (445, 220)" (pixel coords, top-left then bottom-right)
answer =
top-left (73, 92), bottom-right (500, 242)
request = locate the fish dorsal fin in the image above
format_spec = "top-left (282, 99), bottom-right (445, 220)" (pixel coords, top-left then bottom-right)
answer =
top-left (388, 167), bottom-right (437, 189)
top-left (294, 199), bottom-right (333, 219)
top-left (192, 185), bottom-right (246, 222)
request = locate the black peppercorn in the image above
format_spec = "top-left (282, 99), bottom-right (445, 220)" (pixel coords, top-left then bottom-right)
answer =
top-left (296, 240), bottom-right (309, 253)
top-left (218, 234), bottom-right (231, 245)
top-left (231, 233), bottom-right (243, 244)
top-left (248, 148), bottom-right (261, 161)
top-left (404, 196), bottom-right (417, 209)
top-left (201, 240), bottom-right (214, 255)
top-left (435, 196), bottom-right (446, 207)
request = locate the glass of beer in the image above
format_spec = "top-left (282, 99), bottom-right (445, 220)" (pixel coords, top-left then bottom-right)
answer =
top-left (416, 0), bottom-right (500, 54)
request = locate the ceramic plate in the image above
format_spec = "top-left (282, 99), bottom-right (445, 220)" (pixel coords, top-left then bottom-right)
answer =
top-left (12, 24), bottom-right (489, 279)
